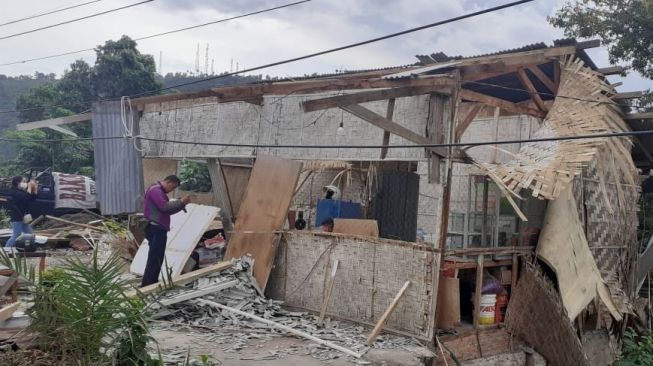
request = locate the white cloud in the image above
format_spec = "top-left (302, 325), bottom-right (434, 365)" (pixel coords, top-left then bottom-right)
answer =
top-left (0, 0), bottom-right (649, 91)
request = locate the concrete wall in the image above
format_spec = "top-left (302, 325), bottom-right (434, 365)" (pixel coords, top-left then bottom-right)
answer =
top-left (140, 92), bottom-right (432, 161)
top-left (268, 231), bottom-right (440, 340)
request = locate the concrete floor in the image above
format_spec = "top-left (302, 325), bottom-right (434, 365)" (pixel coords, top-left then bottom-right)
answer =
top-left (151, 327), bottom-right (436, 366)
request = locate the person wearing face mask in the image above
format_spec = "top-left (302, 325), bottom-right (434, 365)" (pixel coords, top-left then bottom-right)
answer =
top-left (5, 176), bottom-right (37, 248)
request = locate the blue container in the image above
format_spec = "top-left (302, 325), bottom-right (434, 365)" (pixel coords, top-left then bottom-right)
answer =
top-left (315, 199), bottom-right (361, 227)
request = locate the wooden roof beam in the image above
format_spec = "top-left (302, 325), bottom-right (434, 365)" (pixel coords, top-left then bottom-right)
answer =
top-left (625, 112), bottom-right (653, 120)
top-left (526, 65), bottom-right (556, 93)
top-left (455, 104), bottom-right (483, 141)
top-left (517, 68), bottom-right (548, 113)
top-left (133, 76), bottom-right (455, 107)
top-left (597, 66), bottom-right (625, 75)
top-left (301, 83), bottom-right (453, 112)
top-left (459, 89), bottom-right (546, 118)
top-left (341, 104), bottom-right (449, 158)
top-left (613, 91), bottom-right (644, 100)
top-left (15, 112), bottom-right (91, 131)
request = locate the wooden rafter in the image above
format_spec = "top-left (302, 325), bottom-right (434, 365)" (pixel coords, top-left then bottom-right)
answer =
top-left (16, 112), bottom-right (91, 131)
top-left (527, 65), bottom-right (556, 93)
top-left (301, 83), bottom-right (452, 112)
top-left (597, 66), bottom-right (625, 76)
top-left (459, 89), bottom-right (546, 118)
top-left (455, 104), bottom-right (483, 141)
top-left (134, 76), bottom-right (454, 107)
top-left (340, 104), bottom-right (448, 157)
top-left (517, 68), bottom-right (548, 113)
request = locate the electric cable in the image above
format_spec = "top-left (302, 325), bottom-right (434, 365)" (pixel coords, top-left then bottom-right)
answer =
top-left (0, 0), bottom-right (534, 114)
top-left (0, 0), bottom-right (154, 41)
top-left (0, 0), bottom-right (103, 28)
top-left (0, 0), bottom-right (312, 67)
top-left (1, 127), bottom-right (652, 149)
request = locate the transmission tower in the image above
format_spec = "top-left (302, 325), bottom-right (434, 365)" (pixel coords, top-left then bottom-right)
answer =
top-left (204, 43), bottom-right (209, 75)
top-left (194, 43), bottom-right (200, 74)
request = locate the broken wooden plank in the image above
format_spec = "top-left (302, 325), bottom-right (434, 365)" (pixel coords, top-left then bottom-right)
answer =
top-left (366, 280), bottom-right (411, 345)
top-left (224, 156), bottom-right (302, 290)
top-left (128, 260), bottom-right (232, 297)
top-left (459, 89), bottom-right (546, 118)
top-left (341, 104), bottom-right (449, 157)
top-left (301, 85), bottom-right (451, 112)
top-left (625, 112), bottom-right (653, 120)
top-left (15, 113), bottom-right (91, 131)
top-left (318, 259), bottom-right (339, 327)
top-left (44, 215), bottom-right (109, 232)
top-left (157, 279), bottom-right (239, 307)
top-left (0, 302), bottom-right (19, 322)
top-left (198, 299), bottom-right (363, 358)
top-left (613, 91), bottom-right (644, 100)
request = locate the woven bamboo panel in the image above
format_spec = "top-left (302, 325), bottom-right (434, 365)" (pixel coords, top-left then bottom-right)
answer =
top-left (573, 147), bottom-right (640, 299)
top-left (477, 56), bottom-right (637, 201)
top-left (267, 231), bottom-right (440, 340)
top-left (506, 262), bottom-right (588, 366)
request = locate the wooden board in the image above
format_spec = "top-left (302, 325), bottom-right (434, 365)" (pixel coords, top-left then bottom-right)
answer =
top-left (130, 204), bottom-right (220, 279)
top-left (127, 260), bottom-right (232, 297)
top-left (222, 164), bottom-right (252, 218)
top-left (536, 186), bottom-right (621, 321)
top-left (0, 302), bottom-right (19, 322)
top-left (436, 277), bottom-right (460, 329)
top-left (333, 219), bottom-right (379, 237)
top-left (224, 156), bottom-right (302, 289)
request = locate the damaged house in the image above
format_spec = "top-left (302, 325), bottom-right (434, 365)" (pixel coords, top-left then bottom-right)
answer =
top-left (18, 38), bottom-right (653, 365)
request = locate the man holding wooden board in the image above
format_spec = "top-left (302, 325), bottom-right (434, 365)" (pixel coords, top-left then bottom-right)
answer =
top-left (141, 175), bottom-right (191, 287)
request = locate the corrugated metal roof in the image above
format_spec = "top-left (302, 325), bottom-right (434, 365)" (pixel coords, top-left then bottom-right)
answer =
top-left (92, 101), bottom-right (144, 215)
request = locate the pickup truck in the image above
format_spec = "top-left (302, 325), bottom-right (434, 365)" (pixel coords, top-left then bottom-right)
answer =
top-left (0, 169), bottom-right (97, 218)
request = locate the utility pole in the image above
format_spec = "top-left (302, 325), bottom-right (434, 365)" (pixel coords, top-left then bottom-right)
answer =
top-left (204, 43), bottom-right (209, 75)
top-left (159, 51), bottom-right (162, 74)
top-left (195, 43), bottom-right (200, 74)
top-left (211, 59), bottom-right (215, 75)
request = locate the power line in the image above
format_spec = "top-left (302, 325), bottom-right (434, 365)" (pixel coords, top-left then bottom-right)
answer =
top-left (0, 0), bottom-right (311, 67)
top-left (1, 128), bottom-right (651, 149)
top-left (0, 0), bottom-right (103, 28)
top-left (0, 0), bottom-right (534, 114)
top-left (0, 0), bottom-right (153, 41)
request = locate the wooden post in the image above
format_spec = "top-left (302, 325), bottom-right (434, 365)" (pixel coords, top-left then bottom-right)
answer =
top-left (474, 255), bottom-right (484, 329)
top-left (367, 281), bottom-right (411, 344)
top-left (380, 98), bottom-right (395, 160)
top-left (318, 259), bottom-right (339, 327)
top-left (207, 158), bottom-right (233, 239)
top-left (511, 253), bottom-right (518, 291)
top-left (427, 93), bottom-right (445, 183)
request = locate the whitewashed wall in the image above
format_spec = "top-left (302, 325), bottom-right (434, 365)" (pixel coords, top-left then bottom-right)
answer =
top-left (140, 92), bottom-right (432, 161)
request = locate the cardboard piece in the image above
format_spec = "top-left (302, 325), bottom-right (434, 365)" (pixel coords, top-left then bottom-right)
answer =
top-left (536, 186), bottom-right (621, 321)
top-left (130, 203), bottom-right (220, 280)
top-left (333, 219), bottom-right (380, 238)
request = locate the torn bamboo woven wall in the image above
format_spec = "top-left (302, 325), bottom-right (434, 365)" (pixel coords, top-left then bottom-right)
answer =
top-left (477, 56), bottom-right (638, 201)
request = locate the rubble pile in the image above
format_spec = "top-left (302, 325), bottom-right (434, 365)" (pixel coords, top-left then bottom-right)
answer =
top-left (151, 260), bottom-right (422, 363)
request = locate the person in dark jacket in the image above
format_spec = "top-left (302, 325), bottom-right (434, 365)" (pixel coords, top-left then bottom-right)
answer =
top-left (141, 175), bottom-right (190, 287)
top-left (5, 176), bottom-right (37, 248)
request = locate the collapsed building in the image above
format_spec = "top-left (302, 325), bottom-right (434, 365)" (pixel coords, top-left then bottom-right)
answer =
top-left (17, 38), bottom-right (653, 365)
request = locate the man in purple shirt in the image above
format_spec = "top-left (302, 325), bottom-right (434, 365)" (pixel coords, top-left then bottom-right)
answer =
top-left (141, 175), bottom-right (190, 287)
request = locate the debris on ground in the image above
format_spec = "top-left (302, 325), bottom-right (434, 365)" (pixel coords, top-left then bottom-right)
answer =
top-left (151, 259), bottom-right (424, 364)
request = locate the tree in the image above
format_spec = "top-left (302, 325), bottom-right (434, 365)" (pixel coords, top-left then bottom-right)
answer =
top-left (91, 35), bottom-right (161, 98)
top-left (549, 1), bottom-right (653, 79)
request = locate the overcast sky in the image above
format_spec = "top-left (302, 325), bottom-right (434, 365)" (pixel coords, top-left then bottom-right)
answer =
top-left (0, 0), bottom-right (650, 91)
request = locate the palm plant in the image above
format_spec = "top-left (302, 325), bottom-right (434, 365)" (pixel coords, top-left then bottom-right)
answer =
top-left (0, 248), bottom-right (159, 365)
